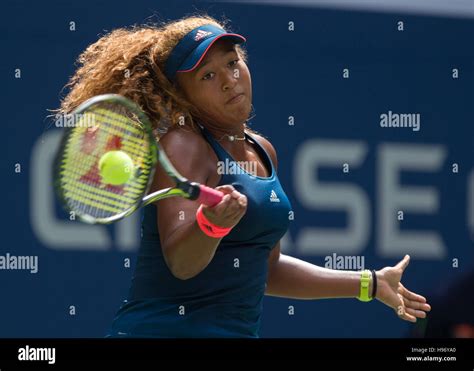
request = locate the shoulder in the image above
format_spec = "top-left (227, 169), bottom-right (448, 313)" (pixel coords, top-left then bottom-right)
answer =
top-left (158, 125), bottom-right (214, 179)
top-left (247, 131), bottom-right (278, 171)
top-left (159, 125), bottom-right (211, 160)
top-left (160, 125), bottom-right (207, 150)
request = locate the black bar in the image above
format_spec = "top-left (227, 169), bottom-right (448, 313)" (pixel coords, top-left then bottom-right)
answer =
top-left (0, 338), bottom-right (472, 367)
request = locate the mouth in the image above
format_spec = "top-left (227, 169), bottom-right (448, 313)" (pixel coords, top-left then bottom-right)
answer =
top-left (226, 93), bottom-right (245, 104)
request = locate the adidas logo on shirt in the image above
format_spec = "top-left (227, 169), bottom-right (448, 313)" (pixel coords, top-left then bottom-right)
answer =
top-left (270, 190), bottom-right (280, 203)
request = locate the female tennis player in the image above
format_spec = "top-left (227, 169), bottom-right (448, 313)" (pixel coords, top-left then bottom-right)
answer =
top-left (59, 15), bottom-right (431, 338)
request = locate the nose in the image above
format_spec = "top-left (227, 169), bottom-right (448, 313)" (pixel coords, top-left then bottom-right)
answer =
top-left (221, 69), bottom-right (238, 92)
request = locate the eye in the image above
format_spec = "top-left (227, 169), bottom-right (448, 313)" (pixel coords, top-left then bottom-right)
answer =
top-left (202, 72), bottom-right (215, 81)
top-left (228, 59), bottom-right (239, 67)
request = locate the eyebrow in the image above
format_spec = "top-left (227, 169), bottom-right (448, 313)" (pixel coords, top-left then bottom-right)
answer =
top-left (195, 48), bottom-right (237, 74)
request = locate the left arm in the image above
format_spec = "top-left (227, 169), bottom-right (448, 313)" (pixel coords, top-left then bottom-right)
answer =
top-left (255, 135), bottom-right (431, 323)
top-left (257, 136), bottom-right (361, 300)
top-left (266, 243), bottom-right (431, 322)
top-left (265, 242), bottom-right (361, 299)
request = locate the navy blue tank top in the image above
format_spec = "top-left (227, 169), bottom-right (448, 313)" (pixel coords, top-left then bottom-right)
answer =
top-left (106, 124), bottom-right (292, 338)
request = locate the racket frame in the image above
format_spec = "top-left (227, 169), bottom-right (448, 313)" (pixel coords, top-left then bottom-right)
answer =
top-left (54, 94), bottom-right (209, 224)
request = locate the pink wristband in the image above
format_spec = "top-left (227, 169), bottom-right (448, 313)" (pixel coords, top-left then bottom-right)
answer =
top-left (195, 204), bottom-right (233, 238)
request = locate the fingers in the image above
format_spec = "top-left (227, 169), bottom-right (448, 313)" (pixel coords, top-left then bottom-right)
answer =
top-left (395, 305), bottom-right (417, 323)
top-left (398, 283), bottom-right (427, 303)
top-left (214, 184), bottom-right (236, 195)
top-left (402, 296), bottom-right (431, 312)
top-left (226, 192), bottom-right (248, 217)
top-left (406, 307), bottom-right (427, 319)
top-left (208, 193), bottom-right (232, 214)
top-left (395, 254), bottom-right (410, 271)
top-left (399, 284), bottom-right (431, 312)
top-left (201, 185), bottom-right (247, 228)
top-left (399, 311), bottom-right (417, 323)
top-left (213, 185), bottom-right (247, 208)
top-left (209, 193), bottom-right (245, 215)
top-left (229, 189), bottom-right (246, 203)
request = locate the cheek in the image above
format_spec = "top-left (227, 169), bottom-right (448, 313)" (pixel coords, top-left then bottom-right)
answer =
top-left (192, 85), bottom-right (221, 113)
top-left (240, 66), bottom-right (252, 96)
top-left (179, 77), bottom-right (216, 108)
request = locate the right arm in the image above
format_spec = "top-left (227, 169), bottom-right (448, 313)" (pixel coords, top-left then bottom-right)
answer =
top-left (150, 128), bottom-right (247, 280)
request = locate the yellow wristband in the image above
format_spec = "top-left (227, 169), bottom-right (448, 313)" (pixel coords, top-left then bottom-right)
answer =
top-left (358, 269), bottom-right (373, 302)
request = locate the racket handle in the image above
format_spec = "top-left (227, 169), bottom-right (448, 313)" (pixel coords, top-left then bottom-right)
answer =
top-left (197, 185), bottom-right (224, 207)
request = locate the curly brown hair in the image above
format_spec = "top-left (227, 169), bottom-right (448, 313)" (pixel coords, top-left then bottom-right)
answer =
top-left (57, 14), bottom-right (256, 135)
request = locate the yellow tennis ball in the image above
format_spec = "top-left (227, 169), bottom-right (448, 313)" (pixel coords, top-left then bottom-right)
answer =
top-left (99, 150), bottom-right (134, 185)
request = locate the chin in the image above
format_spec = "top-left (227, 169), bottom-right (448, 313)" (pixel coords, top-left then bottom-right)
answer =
top-left (220, 99), bottom-right (252, 126)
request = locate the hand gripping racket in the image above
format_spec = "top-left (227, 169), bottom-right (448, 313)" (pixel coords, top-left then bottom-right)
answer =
top-left (54, 94), bottom-right (223, 224)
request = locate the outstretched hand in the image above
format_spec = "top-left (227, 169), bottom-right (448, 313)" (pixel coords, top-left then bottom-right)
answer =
top-left (375, 255), bottom-right (431, 322)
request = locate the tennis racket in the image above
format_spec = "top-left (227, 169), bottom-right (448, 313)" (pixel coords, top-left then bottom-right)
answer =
top-left (54, 93), bottom-right (223, 224)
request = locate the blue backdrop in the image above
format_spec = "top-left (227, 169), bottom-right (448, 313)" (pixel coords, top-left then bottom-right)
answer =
top-left (2, 0), bottom-right (473, 338)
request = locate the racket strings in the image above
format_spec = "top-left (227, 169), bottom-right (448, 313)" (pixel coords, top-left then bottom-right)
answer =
top-left (57, 102), bottom-right (154, 221)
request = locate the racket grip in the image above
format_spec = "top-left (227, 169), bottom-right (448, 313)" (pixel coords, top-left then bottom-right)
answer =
top-left (197, 185), bottom-right (224, 207)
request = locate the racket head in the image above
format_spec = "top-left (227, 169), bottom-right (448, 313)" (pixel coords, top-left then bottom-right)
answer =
top-left (54, 94), bottom-right (158, 224)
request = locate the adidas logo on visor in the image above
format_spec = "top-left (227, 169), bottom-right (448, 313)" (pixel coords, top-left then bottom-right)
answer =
top-left (194, 30), bottom-right (213, 41)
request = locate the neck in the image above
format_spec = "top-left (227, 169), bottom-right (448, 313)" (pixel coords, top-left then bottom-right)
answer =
top-left (199, 120), bottom-right (247, 144)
